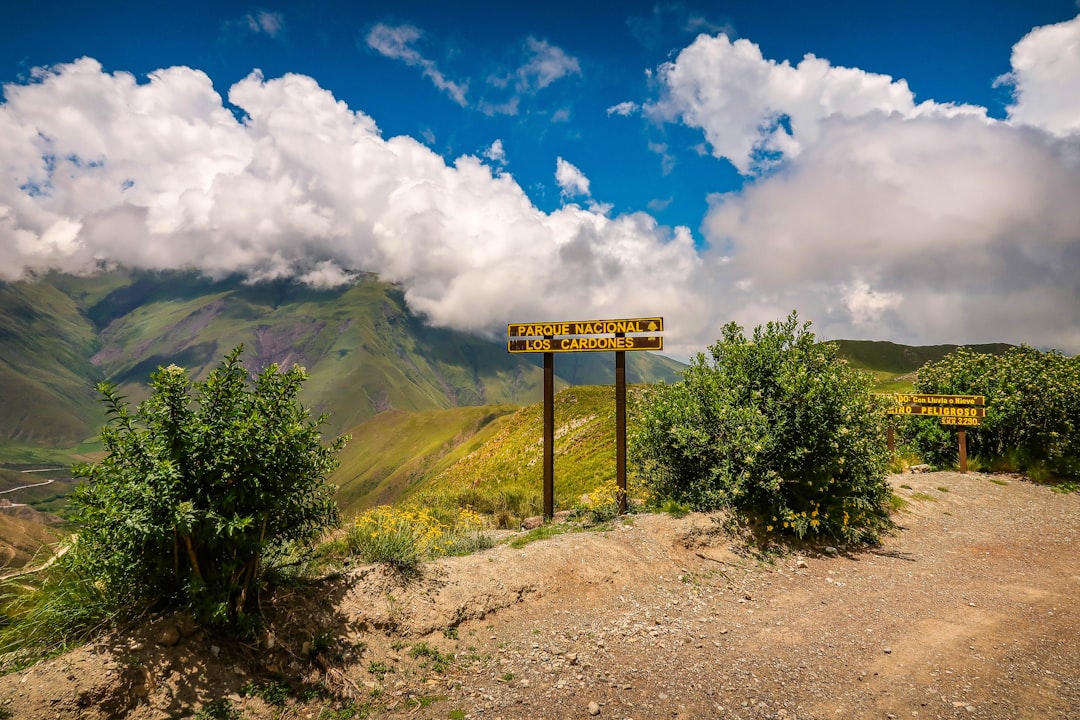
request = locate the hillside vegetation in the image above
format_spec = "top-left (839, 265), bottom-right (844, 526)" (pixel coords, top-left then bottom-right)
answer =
top-left (831, 339), bottom-right (1013, 391)
top-left (831, 339), bottom-right (1014, 374)
top-left (329, 341), bottom-right (1024, 519)
top-left (333, 385), bottom-right (639, 522)
top-left (331, 404), bottom-right (518, 515)
top-left (0, 281), bottom-right (105, 446)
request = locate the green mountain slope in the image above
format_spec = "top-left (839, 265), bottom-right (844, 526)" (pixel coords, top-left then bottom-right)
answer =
top-left (0, 280), bottom-right (105, 446)
top-left (0, 271), bottom-right (684, 450)
top-left (832, 340), bottom-right (1015, 392)
top-left (331, 404), bottom-right (518, 515)
top-left (333, 385), bottom-right (639, 520)
top-left (82, 272), bottom-right (683, 437)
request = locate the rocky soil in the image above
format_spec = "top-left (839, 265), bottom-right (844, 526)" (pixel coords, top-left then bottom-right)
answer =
top-left (1, 470), bottom-right (1077, 720)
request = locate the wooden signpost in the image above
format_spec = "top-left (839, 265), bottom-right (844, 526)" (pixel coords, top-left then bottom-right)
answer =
top-left (507, 317), bottom-right (664, 519)
top-left (885, 393), bottom-right (985, 472)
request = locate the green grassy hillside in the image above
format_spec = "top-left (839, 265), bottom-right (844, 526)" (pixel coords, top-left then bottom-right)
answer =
top-left (333, 385), bottom-right (639, 522)
top-left (85, 274), bottom-right (683, 436)
top-left (331, 404), bottom-right (518, 515)
top-left (831, 340), bottom-right (1015, 392)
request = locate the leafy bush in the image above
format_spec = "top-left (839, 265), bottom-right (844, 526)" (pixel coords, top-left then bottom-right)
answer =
top-left (903, 345), bottom-right (1080, 477)
top-left (630, 312), bottom-right (892, 543)
top-left (68, 346), bottom-right (345, 627)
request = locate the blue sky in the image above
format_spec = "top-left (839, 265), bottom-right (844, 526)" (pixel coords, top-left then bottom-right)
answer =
top-left (2, 0), bottom-right (1080, 354)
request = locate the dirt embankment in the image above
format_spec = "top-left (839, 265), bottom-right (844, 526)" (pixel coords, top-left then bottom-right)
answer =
top-left (1, 471), bottom-right (1077, 720)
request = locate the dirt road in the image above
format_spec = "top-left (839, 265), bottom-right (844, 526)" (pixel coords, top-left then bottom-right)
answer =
top-left (1, 471), bottom-right (1077, 719)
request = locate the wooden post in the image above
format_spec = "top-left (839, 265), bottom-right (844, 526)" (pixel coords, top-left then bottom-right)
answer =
top-left (543, 349), bottom-right (554, 519)
top-left (615, 346), bottom-right (627, 515)
top-left (958, 430), bottom-right (967, 474)
top-left (887, 424), bottom-right (895, 454)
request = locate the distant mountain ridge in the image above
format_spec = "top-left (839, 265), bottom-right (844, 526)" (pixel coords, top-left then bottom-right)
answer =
top-left (0, 270), bottom-right (684, 451)
top-left (0, 268), bottom-right (1024, 458)
top-left (831, 339), bottom-right (1015, 375)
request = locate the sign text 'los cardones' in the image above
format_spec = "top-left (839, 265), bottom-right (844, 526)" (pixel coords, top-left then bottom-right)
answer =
top-left (508, 336), bottom-right (662, 354)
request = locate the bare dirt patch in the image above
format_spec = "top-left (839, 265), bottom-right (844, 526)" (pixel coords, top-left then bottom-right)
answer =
top-left (1, 471), bottom-right (1077, 720)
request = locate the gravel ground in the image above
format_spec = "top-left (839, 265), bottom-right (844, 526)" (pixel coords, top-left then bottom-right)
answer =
top-left (1, 471), bottom-right (1077, 720)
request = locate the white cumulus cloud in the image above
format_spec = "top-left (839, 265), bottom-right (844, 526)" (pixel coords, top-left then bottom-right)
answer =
top-left (554, 157), bottom-right (591, 198)
top-left (997, 14), bottom-right (1080, 136)
top-left (648, 33), bottom-right (986, 174)
top-left (683, 16), bottom-right (1080, 351)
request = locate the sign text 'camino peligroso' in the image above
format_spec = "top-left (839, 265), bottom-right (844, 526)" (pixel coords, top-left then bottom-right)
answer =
top-left (883, 393), bottom-right (983, 471)
top-left (507, 317), bottom-right (663, 338)
top-left (886, 405), bottom-right (986, 418)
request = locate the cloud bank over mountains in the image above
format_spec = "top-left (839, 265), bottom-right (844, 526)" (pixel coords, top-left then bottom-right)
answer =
top-left (0, 58), bottom-right (703, 346)
top-left (2, 15), bottom-right (1079, 354)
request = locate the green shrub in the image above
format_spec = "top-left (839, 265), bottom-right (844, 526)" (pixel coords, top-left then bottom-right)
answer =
top-left (408, 641), bottom-right (455, 673)
top-left (904, 345), bottom-right (1080, 477)
top-left (68, 346), bottom-right (346, 627)
top-left (630, 312), bottom-right (892, 543)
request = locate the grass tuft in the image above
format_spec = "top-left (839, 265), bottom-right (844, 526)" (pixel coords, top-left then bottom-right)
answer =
top-left (508, 523), bottom-right (589, 549)
top-left (887, 494), bottom-right (910, 513)
top-left (0, 559), bottom-right (124, 673)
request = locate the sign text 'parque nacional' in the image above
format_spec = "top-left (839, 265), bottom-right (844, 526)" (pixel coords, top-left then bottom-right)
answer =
top-left (507, 317), bottom-right (663, 338)
top-left (507, 316), bottom-right (665, 519)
